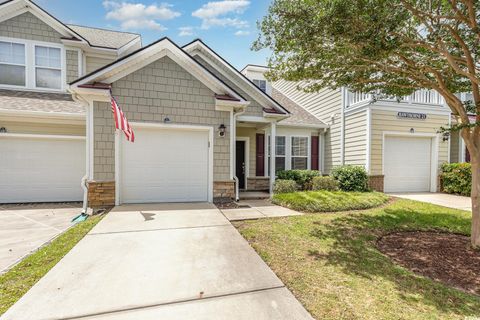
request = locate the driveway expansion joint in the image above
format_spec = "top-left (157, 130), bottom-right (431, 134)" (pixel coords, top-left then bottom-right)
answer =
top-left (88, 223), bottom-right (232, 236)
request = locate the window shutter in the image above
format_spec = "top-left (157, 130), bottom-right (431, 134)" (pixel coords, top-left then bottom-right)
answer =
top-left (256, 133), bottom-right (265, 176)
top-left (311, 136), bottom-right (319, 171)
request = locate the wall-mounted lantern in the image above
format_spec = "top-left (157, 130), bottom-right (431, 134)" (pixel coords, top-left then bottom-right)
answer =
top-left (218, 124), bottom-right (226, 137)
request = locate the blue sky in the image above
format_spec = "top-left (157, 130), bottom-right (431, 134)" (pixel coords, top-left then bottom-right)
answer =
top-left (35, 0), bottom-right (272, 69)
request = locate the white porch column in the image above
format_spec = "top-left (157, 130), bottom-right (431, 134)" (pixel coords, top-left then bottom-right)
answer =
top-left (269, 121), bottom-right (276, 194)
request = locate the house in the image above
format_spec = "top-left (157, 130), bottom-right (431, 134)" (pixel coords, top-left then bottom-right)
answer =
top-left (0, 0), bottom-right (326, 207)
top-left (242, 65), bottom-right (456, 193)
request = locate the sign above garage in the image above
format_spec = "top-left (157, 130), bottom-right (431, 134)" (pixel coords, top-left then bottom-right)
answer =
top-left (397, 112), bottom-right (427, 120)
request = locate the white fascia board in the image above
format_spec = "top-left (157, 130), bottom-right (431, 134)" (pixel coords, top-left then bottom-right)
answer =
top-left (118, 37), bottom-right (142, 56)
top-left (71, 39), bottom-right (245, 102)
top-left (277, 123), bottom-right (329, 129)
top-left (183, 41), bottom-right (288, 115)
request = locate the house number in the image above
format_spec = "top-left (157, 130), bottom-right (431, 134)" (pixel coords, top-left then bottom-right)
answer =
top-left (397, 112), bottom-right (427, 120)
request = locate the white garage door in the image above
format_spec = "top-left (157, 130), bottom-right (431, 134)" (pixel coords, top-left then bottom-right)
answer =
top-left (0, 135), bottom-right (86, 203)
top-left (384, 136), bottom-right (432, 193)
top-left (121, 126), bottom-right (210, 203)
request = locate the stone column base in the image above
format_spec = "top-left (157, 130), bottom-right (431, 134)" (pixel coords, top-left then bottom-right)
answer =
top-left (88, 181), bottom-right (115, 208)
top-left (246, 177), bottom-right (270, 191)
top-left (213, 180), bottom-right (235, 201)
top-left (368, 175), bottom-right (384, 192)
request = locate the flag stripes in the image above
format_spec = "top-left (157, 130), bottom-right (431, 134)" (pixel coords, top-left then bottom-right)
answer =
top-left (111, 95), bottom-right (135, 142)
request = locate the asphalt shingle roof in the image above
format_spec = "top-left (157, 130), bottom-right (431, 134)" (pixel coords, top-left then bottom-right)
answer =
top-left (0, 89), bottom-right (85, 114)
top-left (67, 24), bottom-right (140, 49)
top-left (271, 88), bottom-right (326, 127)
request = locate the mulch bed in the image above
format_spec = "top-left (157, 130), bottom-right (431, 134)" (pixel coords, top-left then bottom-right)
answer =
top-left (377, 231), bottom-right (480, 295)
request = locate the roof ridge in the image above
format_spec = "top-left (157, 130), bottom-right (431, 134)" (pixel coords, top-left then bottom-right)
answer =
top-left (66, 24), bottom-right (141, 36)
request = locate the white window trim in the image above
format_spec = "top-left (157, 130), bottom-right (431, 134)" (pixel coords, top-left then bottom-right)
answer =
top-left (266, 135), bottom-right (286, 173)
top-left (291, 135), bottom-right (311, 170)
top-left (0, 36), bottom-right (66, 92)
top-left (265, 134), bottom-right (311, 173)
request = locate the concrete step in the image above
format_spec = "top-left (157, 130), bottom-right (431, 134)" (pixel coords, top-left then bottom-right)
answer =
top-left (239, 191), bottom-right (270, 200)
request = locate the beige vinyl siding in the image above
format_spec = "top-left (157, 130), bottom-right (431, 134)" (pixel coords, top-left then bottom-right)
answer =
top-left (0, 12), bottom-right (62, 43)
top-left (370, 109), bottom-right (449, 175)
top-left (86, 55), bottom-right (116, 74)
top-left (93, 56), bottom-right (231, 182)
top-left (273, 80), bottom-right (342, 173)
top-left (344, 110), bottom-right (367, 166)
top-left (190, 51), bottom-right (264, 117)
top-left (0, 120), bottom-right (85, 136)
top-left (66, 50), bottom-right (79, 83)
top-left (450, 130), bottom-right (460, 163)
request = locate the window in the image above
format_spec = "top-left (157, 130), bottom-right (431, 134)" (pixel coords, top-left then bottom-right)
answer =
top-left (291, 137), bottom-right (308, 169)
top-left (0, 41), bottom-right (26, 86)
top-left (35, 46), bottom-right (61, 89)
top-left (252, 79), bottom-right (267, 92)
top-left (268, 136), bottom-right (286, 173)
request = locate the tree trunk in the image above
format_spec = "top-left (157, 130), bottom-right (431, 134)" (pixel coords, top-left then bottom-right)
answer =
top-left (470, 154), bottom-right (480, 248)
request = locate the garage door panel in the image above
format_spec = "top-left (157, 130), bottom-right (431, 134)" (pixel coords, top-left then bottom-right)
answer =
top-left (122, 127), bottom-right (209, 203)
top-left (384, 136), bottom-right (432, 193)
top-left (0, 137), bottom-right (86, 203)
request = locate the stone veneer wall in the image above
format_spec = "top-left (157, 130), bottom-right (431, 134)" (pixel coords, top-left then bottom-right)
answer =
top-left (88, 181), bottom-right (115, 208)
top-left (213, 181), bottom-right (235, 200)
top-left (368, 175), bottom-right (384, 192)
top-left (247, 177), bottom-right (270, 191)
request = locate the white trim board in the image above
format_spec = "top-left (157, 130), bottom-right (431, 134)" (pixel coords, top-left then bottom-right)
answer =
top-left (0, 132), bottom-right (85, 140)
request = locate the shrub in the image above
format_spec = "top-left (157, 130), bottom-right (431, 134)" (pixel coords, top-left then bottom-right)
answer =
top-left (441, 162), bottom-right (471, 196)
top-left (276, 170), bottom-right (320, 190)
top-left (331, 165), bottom-right (369, 192)
top-left (311, 176), bottom-right (339, 191)
top-left (273, 179), bottom-right (298, 194)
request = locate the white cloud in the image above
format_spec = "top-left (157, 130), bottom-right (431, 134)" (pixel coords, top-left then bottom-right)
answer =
top-left (192, 1), bottom-right (250, 29)
top-left (178, 26), bottom-right (194, 37)
top-left (234, 30), bottom-right (250, 36)
top-left (103, 1), bottom-right (180, 31)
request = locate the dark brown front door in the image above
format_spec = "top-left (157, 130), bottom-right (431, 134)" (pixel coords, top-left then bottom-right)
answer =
top-left (236, 141), bottom-right (246, 189)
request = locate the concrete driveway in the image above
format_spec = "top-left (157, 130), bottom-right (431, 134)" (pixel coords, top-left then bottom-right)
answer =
top-left (389, 192), bottom-right (471, 211)
top-left (0, 203), bottom-right (82, 273)
top-left (2, 203), bottom-right (312, 320)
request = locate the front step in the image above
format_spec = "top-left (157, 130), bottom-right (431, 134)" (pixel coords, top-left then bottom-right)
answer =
top-left (239, 191), bottom-right (270, 200)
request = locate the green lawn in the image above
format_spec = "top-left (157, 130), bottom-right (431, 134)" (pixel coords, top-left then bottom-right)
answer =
top-left (0, 215), bottom-right (103, 315)
top-left (273, 190), bottom-right (390, 212)
top-left (235, 199), bottom-right (480, 320)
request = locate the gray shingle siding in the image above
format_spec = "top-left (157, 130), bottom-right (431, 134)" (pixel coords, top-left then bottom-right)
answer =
top-left (66, 50), bottom-right (79, 83)
top-left (191, 53), bottom-right (264, 117)
top-left (0, 12), bottom-right (62, 43)
top-left (93, 56), bottom-right (231, 181)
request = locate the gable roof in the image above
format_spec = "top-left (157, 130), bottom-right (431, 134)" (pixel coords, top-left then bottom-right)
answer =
top-left (0, 0), bottom-right (138, 51)
top-left (70, 37), bottom-right (247, 104)
top-left (272, 89), bottom-right (327, 127)
top-left (66, 24), bottom-right (140, 50)
top-left (182, 39), bottom-right (290, 116)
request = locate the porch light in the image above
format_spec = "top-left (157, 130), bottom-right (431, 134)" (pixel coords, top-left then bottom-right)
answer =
top-left (410, 128), bottom-right (415, 134)
top-left (218, 124), bottom-right (226, 137)
top-left (164, 117), bottom-right (171, 123)
top-left (442, 132), bottom-right (450, 142)
top-left (0, 127), bottom-right (6, 133)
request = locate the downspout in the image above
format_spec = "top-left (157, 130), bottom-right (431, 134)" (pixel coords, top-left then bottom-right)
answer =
top-left (340, 87), bottom-right (346, 165)
top-left (70, 90), bottom-right (90, 215)
top-left (232, 107), bottom-right (246, 201)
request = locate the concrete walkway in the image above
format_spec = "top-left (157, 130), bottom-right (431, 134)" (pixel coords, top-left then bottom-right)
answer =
top-left (389, 192), bottom-right (471, 211)
top-left (2, 203), bottom-right (312, 320)
top-left (222, 199), bottom-right (302, 221)
top-left (0, 203), bottom-right (82, 273)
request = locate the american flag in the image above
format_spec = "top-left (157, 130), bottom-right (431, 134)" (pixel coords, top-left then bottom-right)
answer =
top-left (111, 95), bottom-right (135, 142)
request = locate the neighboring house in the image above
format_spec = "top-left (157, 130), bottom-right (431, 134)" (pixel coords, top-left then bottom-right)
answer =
top-left (0, 0), bottom-right (326, 207)
top-left (242, 65), bottom-right (455, 193)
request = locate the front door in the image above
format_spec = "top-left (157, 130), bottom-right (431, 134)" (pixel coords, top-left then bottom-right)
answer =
top-left (236, 141), bottom-right (246, 189)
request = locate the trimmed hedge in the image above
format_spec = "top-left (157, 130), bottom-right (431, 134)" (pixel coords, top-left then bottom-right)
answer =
top-left (441, 163), bottom-right (471, 196)
top-left (273, 179), bottom-right (298, 194)
top-left (312, 176), bottom-right (339, 191)
top-left (276, 170), bottom-right (320, 190)
top-left (331, 165), bottom-right (369, 192)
